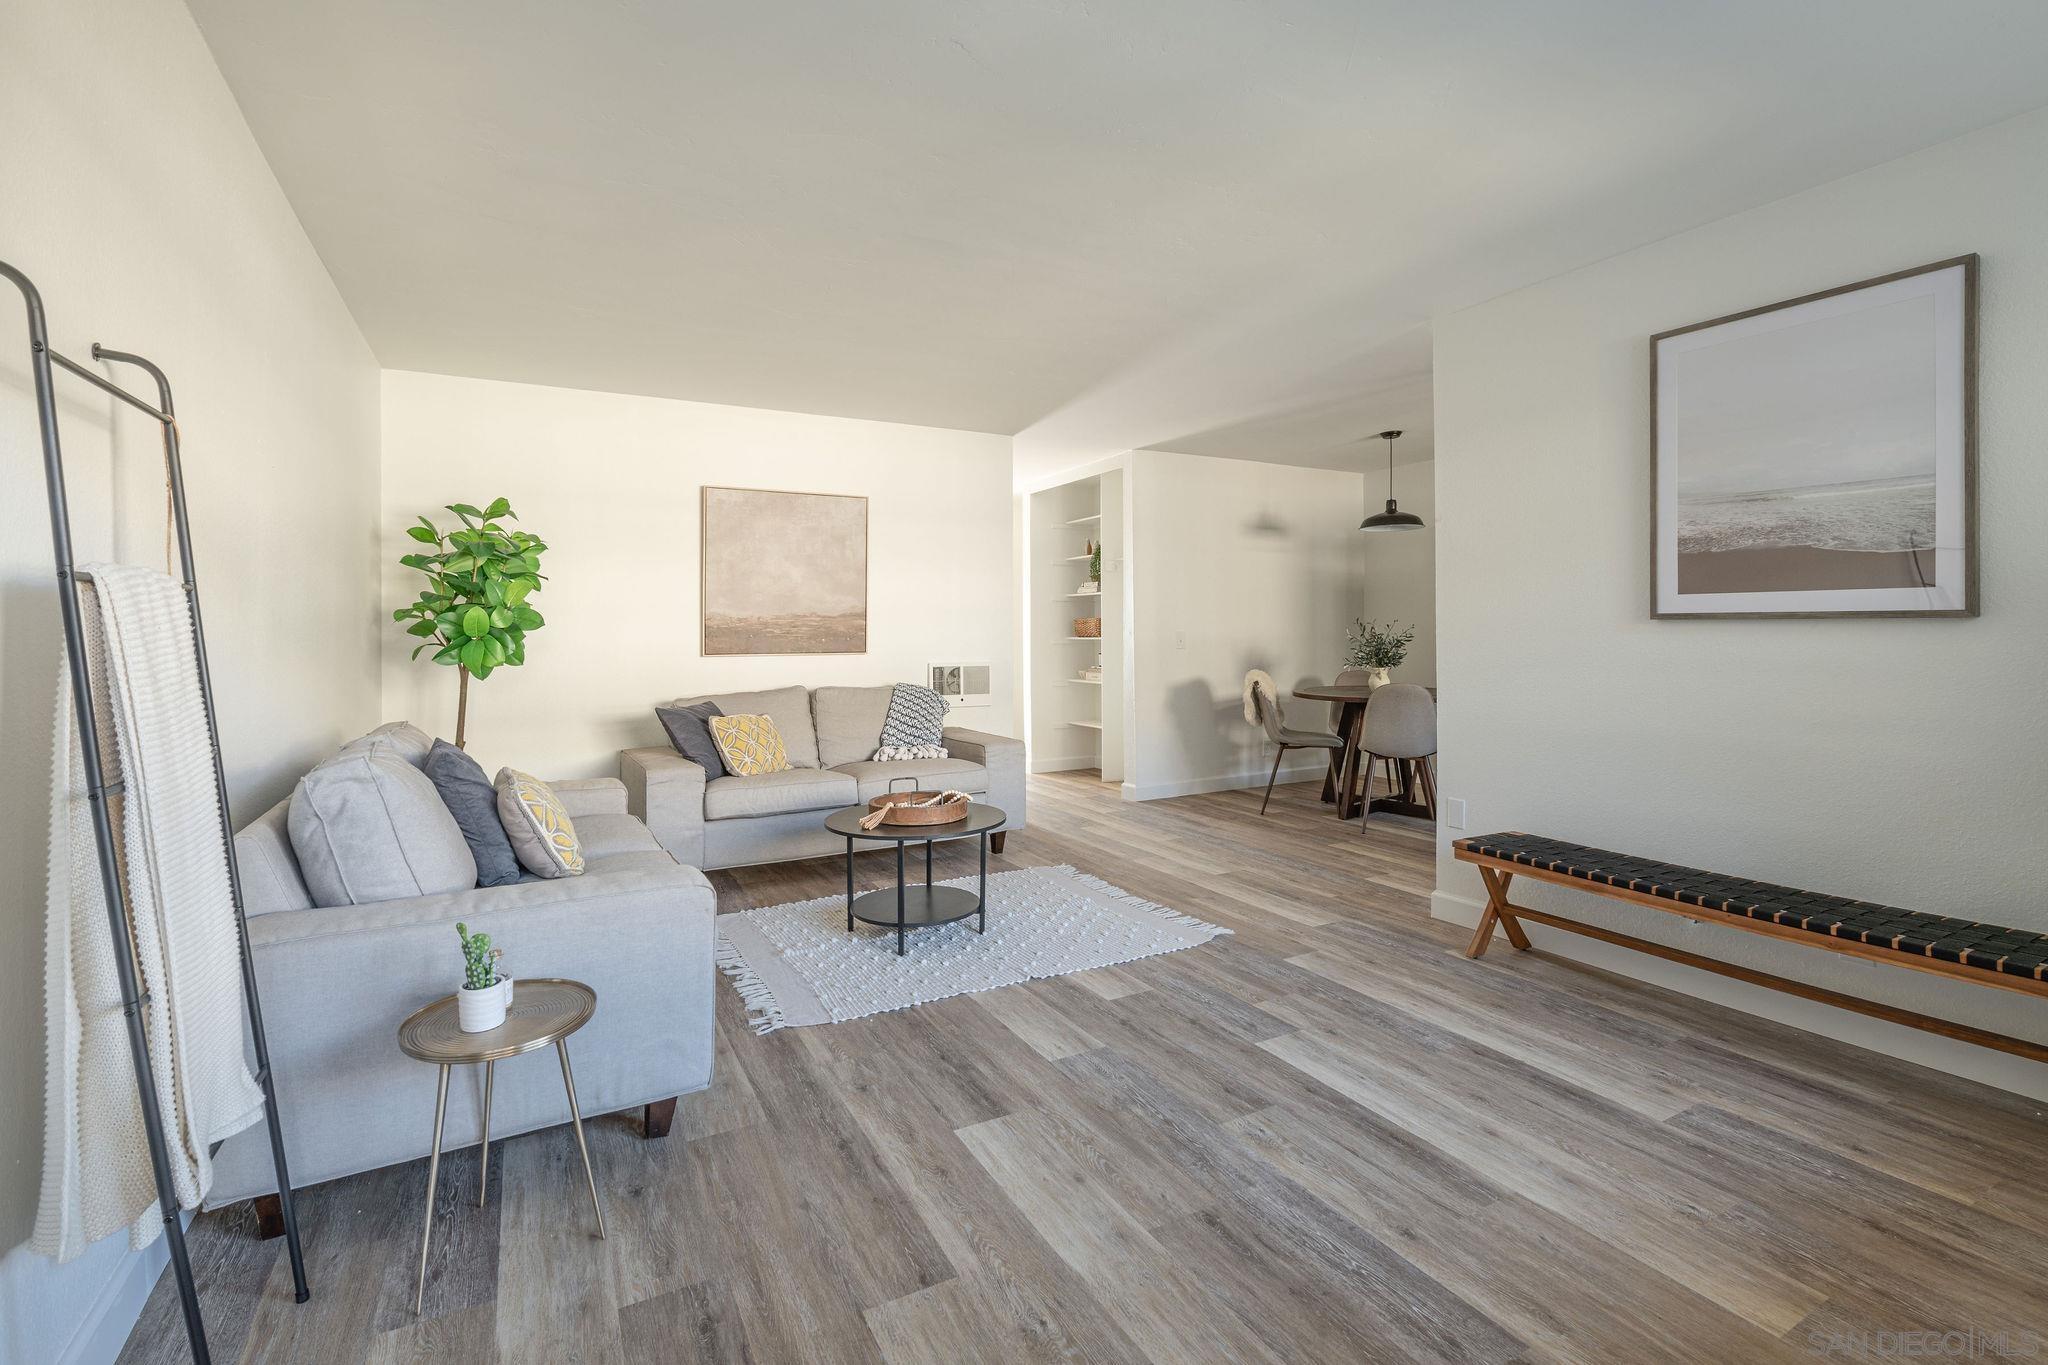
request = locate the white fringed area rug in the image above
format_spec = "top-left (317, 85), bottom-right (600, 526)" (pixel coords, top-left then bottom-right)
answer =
top-left (715, 864), bottom-right (1229, 1033)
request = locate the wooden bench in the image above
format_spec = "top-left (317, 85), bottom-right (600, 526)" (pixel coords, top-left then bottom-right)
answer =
top-left (1453, 832), bottom-right (2048, 1066)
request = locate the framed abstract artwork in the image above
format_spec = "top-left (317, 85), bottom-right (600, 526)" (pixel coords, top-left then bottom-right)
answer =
top-left (1651, 255), bottom-right (1976, 618)
top-left (701, 486), bottom-right (868, 654)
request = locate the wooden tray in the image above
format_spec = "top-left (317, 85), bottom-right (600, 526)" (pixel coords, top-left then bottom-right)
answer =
top-left (867, 791), bottom-right (970, 825)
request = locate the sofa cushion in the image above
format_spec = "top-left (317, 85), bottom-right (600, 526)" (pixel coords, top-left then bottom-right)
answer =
top-left (832, 757), bottom-right (988, 803)
top-left (703, 767), bottom-right (858, 820)
top-left (708, 713), bottom-right (792, 777)
top-left (235, 799), bottom-right (314, 915)
top-left (656, 701), bottom-right (728, 777)
top-left (337, 721), bottom-right (434, 769)
top-left (423, 739), bottom-right (523, 887)
top-left (289, 751), bottom-right (478, 906)
top-left (574, 812), bottom-right (665, 859)
top-left (675, 686), bottom-right (819, 767)
top-left (812, 685), bottom-right (895, 768)
top-left (583, 848), bottom-right (684, 878)
top-left (495, 769), bottom-right (586, 878)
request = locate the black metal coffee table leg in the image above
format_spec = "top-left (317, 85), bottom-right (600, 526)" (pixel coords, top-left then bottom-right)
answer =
top-left (845, 836), bottom-right (854, 932)
top-left (925, 837), bottom-right (933, 887)
top-left (977, 831), bottom-right (988, 933)
top-left (895, 841), bottom-right (907, 956)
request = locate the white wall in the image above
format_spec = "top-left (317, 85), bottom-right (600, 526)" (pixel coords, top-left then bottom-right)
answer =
top-left (1360, 458), bottom-right (1436, 687)
top-left (1432, 107), bottom-right (2048, 1099)
top-left (0, 1), bottom-right (382, 1360)
top-left (1129, 450), bottom-right (1364, 800)
top-left (379, 371), bottom-right (1016, 778)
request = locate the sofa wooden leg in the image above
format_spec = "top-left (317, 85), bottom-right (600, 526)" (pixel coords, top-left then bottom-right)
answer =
top-left (643, 1097), bottom-right (678, 1139)
top-left (989, 832), bottom-right (1006, 855)
top-left (253, 1193), bottom-right (285, 1240)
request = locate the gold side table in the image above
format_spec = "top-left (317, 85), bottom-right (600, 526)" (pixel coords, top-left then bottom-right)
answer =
top-left (397, 977), bottom-right (605, 1314)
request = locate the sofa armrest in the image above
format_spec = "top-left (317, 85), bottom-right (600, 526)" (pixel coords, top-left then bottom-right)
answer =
top-left (549, 776), bottom-right (628, 818)
top-left (942, 726), bottom-right (1021, 767)
top-left (945, 727), bottom-right (1026, 831)
top-left (217, 861), bottom-right (718, 1203)
top-left (620, 745), bottom-right (708, 867)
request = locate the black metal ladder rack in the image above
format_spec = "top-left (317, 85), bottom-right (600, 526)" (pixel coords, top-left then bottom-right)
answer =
top-left (2, 258), bottom-right (310, 1365)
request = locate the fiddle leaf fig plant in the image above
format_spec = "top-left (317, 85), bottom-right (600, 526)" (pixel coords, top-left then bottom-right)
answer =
top-left (391, 497), bottom-right (547, 748)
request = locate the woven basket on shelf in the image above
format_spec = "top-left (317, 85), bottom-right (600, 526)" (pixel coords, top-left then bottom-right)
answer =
top-left (1073, 617), bottom-right (1102, 638)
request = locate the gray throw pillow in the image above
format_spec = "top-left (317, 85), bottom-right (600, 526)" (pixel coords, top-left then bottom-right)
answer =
top-left (657, 701), bottom-right (728, 777)
top-left (873, 684), bottom-right (949, 760)
top-left (288, 749), bottom-right (477, 906)
top-left (423, 739), bottom-right (523, 887)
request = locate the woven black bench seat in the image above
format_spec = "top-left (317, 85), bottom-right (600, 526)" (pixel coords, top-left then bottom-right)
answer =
top-left (1457, 832), bottom-right (2048, 982)
top-left (1451, 832), bottom-right (2048, 1067)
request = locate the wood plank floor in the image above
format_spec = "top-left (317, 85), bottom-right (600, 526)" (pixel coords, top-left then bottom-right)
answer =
top-left (120, 771), bottom-right (2048, 1363)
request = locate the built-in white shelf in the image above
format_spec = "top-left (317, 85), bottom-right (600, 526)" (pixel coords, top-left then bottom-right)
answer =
top-left (1058, 636), bottom-right (1103, 642)
top-left (1060, 554), bottom-right (1093, 563)
top-left (1067, 720), bottom-right (1104, 731)
top-left (1067, 678), bottom-right (1102, 685)
top-left (1064, 513), bottom-right (1102, 526)
top-left (1065, 590), bottom-right (1101, 598)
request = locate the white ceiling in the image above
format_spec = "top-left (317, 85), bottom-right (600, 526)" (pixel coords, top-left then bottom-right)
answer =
top-left (187, 1), bottom-right (2048, 484)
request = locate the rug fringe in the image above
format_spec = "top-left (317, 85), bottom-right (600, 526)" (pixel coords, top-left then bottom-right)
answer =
top-left (1043, 865), bottom-right (1233, 937)
top-left (715, 931), bottom-right (788, 1035)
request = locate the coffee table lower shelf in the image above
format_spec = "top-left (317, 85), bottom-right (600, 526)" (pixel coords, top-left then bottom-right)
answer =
top-left (850, 884), bottom-right (983, 930)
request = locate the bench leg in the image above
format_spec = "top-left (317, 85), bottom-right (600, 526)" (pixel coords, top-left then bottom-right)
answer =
top-left (1483, 866), bottom-right (1532, 951)
top-left (1469, 866), bottom-right (1532, 955)
top-left (1464, 905), bottom-right (1501, 959)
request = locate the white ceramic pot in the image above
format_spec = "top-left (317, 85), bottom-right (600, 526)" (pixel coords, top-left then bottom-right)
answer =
top-left (458, 976), bottom-right (512, 1032)
top-left (1364, 667), bottom-right (1392, 690)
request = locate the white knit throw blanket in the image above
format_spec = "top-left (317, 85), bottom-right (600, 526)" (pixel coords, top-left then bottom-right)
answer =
top-left (1241, 668), bottom-right (1277, 726)
top-left (35, 564), bottom-right (265, 1262)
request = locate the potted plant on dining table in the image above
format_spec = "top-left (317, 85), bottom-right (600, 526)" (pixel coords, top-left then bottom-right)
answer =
top-left (1344, 618), bottom-right (1415, 690)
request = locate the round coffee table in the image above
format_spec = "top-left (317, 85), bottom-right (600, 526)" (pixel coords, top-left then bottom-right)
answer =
top-left (396, 978), bottom-right (605, 1315)
top-left (823, 802), bottom-right (1007, 955)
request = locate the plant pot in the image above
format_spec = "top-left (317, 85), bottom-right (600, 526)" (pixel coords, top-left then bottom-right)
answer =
top-left (458, 976), bottom-right (512, 1032)
top-left (1364, 667), bottom-right (1391, 690)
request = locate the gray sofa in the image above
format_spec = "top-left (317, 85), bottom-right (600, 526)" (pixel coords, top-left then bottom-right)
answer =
top-left (621, 685), bottom-right (1025, 869)
top-left (206, 724), bottom-right (717, 1213)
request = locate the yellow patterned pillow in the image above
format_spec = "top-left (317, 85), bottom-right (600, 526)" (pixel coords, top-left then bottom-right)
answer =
top-left (493, 768), bottom-right (585, 878)
top-left (707, 713), bottom-right (791, 777)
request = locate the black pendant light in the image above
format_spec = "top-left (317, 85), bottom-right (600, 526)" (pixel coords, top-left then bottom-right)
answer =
top-left (1360, 428), bottom-right (1424, 532)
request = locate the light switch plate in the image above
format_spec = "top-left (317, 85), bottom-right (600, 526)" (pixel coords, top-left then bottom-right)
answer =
top-left (1445, 797), bottom-right (1467, 830)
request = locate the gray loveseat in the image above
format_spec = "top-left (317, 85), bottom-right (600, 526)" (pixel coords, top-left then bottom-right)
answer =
top-left (620, 685), bottom-right (1025, 869)
top-left (206, 723), bottom-right (717, 1217)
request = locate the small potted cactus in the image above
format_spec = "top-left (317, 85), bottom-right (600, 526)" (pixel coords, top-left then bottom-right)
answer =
top-left (455, 922), bottom-right (511, 1032)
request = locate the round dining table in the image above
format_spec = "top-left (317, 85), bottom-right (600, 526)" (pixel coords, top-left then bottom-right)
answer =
top-left (1290, 683), bottom-right (1436, 822)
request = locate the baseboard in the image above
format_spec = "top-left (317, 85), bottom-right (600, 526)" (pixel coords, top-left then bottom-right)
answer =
top-left (1429, 888), bottom-right (2048, 1103)
top-left (56, 1221), bottom-right (175, 1365)
top-left (1126, 762), bottom-right (1328, 803)
top-left (1030, 756), bottom-right (1101, 774)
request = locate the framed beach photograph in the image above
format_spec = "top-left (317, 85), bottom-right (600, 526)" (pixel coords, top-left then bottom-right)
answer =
top-left (701, 486), bottom-right (868, 654)
top-left (1651, 255), bottom-right (1976, 619)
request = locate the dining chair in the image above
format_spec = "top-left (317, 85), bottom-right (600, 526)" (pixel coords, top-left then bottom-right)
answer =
top-left (1327, 666), bottom-right (1378, 731)
top-left (1247, 673), bottom-right (1344, 815)
top-left (1357, 683), bottom-right (1437, 830)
